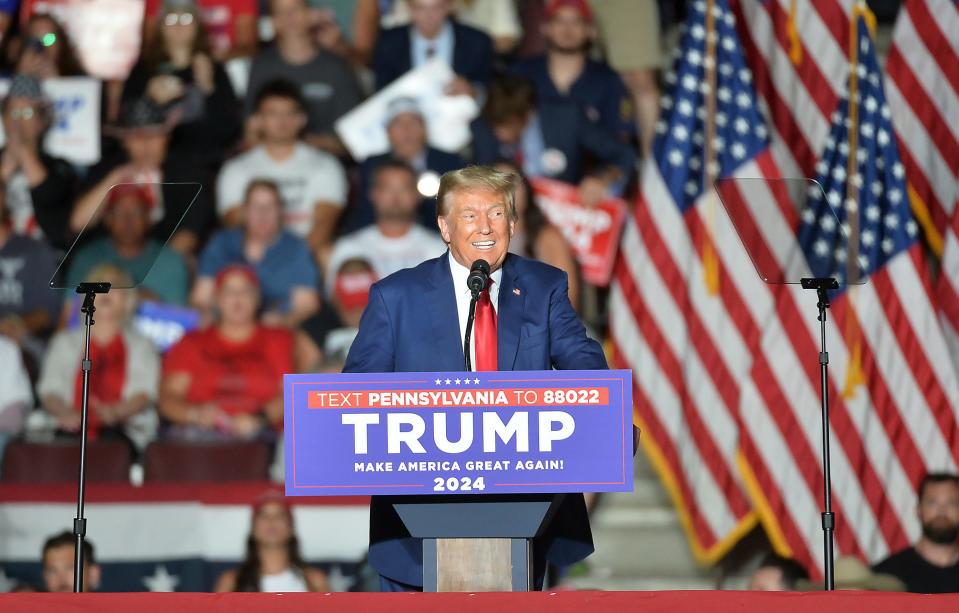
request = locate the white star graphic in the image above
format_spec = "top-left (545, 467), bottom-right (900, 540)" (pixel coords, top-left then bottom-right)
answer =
top-left (473, 378), bottom-right (480, 384)
top-left (325, 564), bottom-right (355, 592)
top-left (445, 378), bottom-right (452, 385)
top-left (143, 565), bottom-right (180, 592)
top-left (435, 379), bottom-right (441, 385)
top-left (454, 378), bottom-right (461, 385)
top-left (463, 379), bottom-right (471, 385)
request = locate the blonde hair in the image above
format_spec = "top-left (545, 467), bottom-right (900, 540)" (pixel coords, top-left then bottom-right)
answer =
top-left (84, 263), bottom-right (137, 319)
top-left (436, 165), bottom-right (518, 221)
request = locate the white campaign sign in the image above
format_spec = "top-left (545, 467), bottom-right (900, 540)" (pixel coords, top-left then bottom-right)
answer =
top-left (334, 57), bottom-right (479, 161)
top-left (0, 77), bottom-right (102, 165)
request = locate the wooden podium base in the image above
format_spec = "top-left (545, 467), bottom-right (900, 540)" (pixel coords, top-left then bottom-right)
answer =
top-left (424, 538), bottom-right (532, 592)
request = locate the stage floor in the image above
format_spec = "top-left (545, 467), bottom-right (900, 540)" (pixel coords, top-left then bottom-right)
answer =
top-left (2, 590), bottom-right (958, 612)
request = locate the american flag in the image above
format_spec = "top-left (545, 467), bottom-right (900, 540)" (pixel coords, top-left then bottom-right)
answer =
top-left (612, 0), bottom-right (959, 573)
top-left (884, 1), bottom-right (959, 374)
top-left (610, 0), bottom-right (774, 562)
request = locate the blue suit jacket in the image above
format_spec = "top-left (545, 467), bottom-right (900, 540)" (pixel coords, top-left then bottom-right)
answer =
top-left (372, 21), bottom-right (493, 91)
top-left (343, 253), bottom-right (607, 586)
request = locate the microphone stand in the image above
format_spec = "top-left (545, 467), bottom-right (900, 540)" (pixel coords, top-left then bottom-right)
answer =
top-left (801, 276), bottom-right (839, 591)
top-left (72, 281), bottom-right (111, 593)
top-left (463, 292), bottom-right (479, 371)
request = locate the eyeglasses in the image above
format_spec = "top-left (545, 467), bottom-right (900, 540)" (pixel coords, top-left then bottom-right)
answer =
top-left (163, 12), bottom-right (195, 27)
top-left (8, 107), bottom-right (36, 120)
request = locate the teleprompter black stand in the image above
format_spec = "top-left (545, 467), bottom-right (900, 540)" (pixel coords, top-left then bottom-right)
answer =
top-left (71, 282), bottom-right (111, 592)
top-left (800, 276), bottom-right (840, 591)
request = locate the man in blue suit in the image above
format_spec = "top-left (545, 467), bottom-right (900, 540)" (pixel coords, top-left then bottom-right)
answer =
top-left (372, 0), bottom-right (493, 95)
top-left (343, 165), bottom-right (608, 591)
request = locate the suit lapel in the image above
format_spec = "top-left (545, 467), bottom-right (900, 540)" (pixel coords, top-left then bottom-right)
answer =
top-left (497, 255), bottom-right (524, 370)
top-left (425, 254), bottom-right (465, 370)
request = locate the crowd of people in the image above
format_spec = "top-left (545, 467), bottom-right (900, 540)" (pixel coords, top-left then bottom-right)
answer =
top-left (0, 0), bottom-right (667, 468)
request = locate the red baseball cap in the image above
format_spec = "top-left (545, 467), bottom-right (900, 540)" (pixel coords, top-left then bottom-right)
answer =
top-left (545, 0), bottom-right (592, 21)
top-left (104, 183), bottom-right (153, 211)
top-left (334, 269), bottom-right (376, 311)
top-left (214, 263), bottom-right (260, 290)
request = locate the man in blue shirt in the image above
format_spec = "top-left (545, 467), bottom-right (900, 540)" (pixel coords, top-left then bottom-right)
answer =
top-left (511, 0), bottom-right (635, 144)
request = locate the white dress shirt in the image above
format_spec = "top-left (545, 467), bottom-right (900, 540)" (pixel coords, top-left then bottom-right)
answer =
top-left (448, 252), bottom-right (501, 371)
top-left (411, 21), bottom-right (454, 69)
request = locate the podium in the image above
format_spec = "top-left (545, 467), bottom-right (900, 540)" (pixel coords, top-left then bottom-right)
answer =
top-left (284, 370), bottom-right (633, 591)
top-left (394, 494), bottom-right (563, 591)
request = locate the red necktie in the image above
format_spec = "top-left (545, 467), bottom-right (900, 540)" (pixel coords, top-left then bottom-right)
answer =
top-left (474, 280), bottom-right (497, 371)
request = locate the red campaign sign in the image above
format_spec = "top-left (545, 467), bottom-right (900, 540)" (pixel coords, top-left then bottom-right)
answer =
top-left (530, 178), bottom-right (627, 287)
top-left (22, 0), bottom-right (144, 80)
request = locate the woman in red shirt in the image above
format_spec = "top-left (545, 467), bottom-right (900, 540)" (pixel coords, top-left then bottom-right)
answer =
top-left (160, 264), bottom-right (293, 440)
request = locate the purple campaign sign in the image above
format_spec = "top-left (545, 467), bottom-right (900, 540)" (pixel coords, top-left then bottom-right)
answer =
top-left (284, 369), bottom-right (633, 496)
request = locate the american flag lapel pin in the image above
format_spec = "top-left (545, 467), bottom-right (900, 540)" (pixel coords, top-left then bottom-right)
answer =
top-left (513, 288), bottom-right (521, 296)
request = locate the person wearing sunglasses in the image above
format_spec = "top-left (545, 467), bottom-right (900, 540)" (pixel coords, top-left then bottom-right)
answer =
top-left (0, 74), bottom-right (77, 248)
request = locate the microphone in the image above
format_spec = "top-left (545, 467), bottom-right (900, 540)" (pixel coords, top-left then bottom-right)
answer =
top-left (466, 259), bottom-right (490, 298)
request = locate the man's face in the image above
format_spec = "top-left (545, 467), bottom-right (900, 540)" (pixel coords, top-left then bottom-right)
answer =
top-left (437, 187), bottom-right (514, 271)
top-left (543, 7), bottom-right (592, 54)
top-left (918, 481), bottom-right (959, 545)
top-left (271, 0), bottom-right (311, 39)
top-left (747, 567), bottom-right (786, 591)
top-left (42, 545), bottom-right (99, 592)
top-left (371, 167), bottom-right (419, 223)
top-left (492, 114), bottom-right (529, 146)
top-left (244, 186), bottom-right (283, 241)
top-left (409, 0), bottom-right (452, 39)
top-left (106, 197), bottom-right (149, 248)
top-left (122, 131), bottom-right (168, 169)
top-left (258, 97), bottom-right (306, 145)
top-left (387, 113), bottom-right (426, 160)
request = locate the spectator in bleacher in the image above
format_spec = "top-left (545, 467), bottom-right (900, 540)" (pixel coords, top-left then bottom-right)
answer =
top-left (295, 256), bottom-right (374, 372)
top-left (471, 75), bottom-right (635, 207)
top-left (72, 97), bottom-right (215, 256)
top-left (343, 96), bottom-right (464, 233)
top-left (143, 0), bottom-right (260, 60)
top-left (746, 552), bottom-right (809, 591)
top-left (494, 159), bottom-right (580, 311)
top-left (588, 0), bottom-right (662, 154)
top-left (0, 74), bottom-right (78, 248)
top-left (308, 0), bottom-right (382, 68)
top-left (219, 79), bottom-right (347, 259)
top-left (327, 160), bottom-right (446, 294)
top-left (510, 0), bottom-right (635, 144)
top-left (0, 178), bottom-right (62, 349)
top-left (372, 0), bottom-right (493, 95)
top-left (41, 531), bottom-right (100, 593)
top-left (160, 264), bottom-right (291, 441)
top-left (193, 179), bottom-right (320, 327)
top-left (0, 1), bottom-right (21, 75)
top-left (38, 264), bottom-right (160, 455)
top-left (245, 0), bottom-right (362, 154)
top-left (14, 12), bottom-right (86, 79)
top-left (380, 0), bottom-right (521, 56)
top-left (215, 491), bottom-right (330, 592)
top-left (65, 183), bottom-right (190, 306)
top-left (0, 334), bottom-right (32, 471)
top-left (873, 472), bottom-right (959, 593)
top-left (124, 0), bottom-right (243, 171)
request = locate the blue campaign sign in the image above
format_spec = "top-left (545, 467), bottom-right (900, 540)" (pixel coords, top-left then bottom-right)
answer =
top-left (284, 370), bottom-right (633, 496)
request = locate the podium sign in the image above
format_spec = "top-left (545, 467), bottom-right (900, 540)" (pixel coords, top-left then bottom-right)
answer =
top-left (284, 370), bottom-right (633, 497)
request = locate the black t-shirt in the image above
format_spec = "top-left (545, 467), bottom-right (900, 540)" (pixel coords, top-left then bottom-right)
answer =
top-left (873, 547), bottom-right (959, 593)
